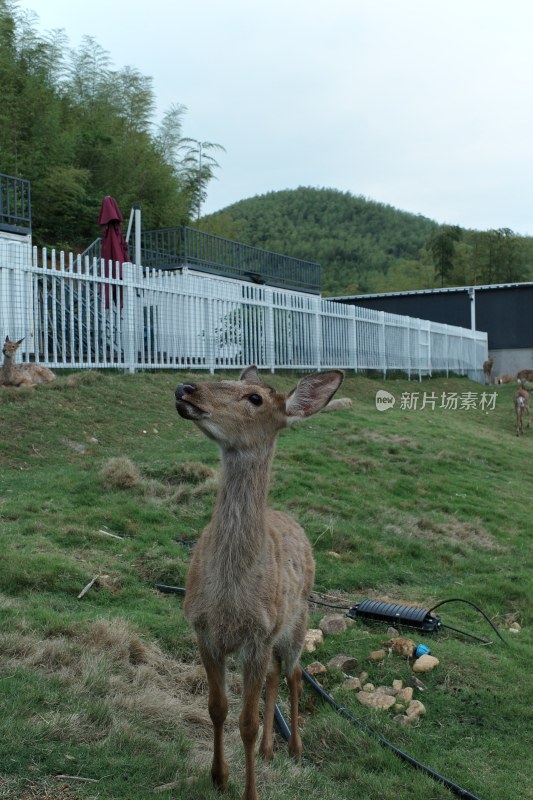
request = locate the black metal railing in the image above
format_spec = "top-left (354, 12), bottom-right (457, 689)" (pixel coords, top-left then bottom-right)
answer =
top-left (81, 226), bottom-right (321, 293)
top-left (140, 226), bottom-right (321, 293)
top-left (0, 173), bottom-right (31, 234)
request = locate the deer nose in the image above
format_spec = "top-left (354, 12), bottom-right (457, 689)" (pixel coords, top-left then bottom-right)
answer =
top-left (175, 383), bottom-right (197, 401)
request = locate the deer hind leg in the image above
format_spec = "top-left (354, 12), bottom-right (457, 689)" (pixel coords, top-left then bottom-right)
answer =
top-left (286, 663), bottom-right (303, 761)
top-left (259, 657), bottom-right (281, 762)
top-left (198, 642), bottom-right (229, 791)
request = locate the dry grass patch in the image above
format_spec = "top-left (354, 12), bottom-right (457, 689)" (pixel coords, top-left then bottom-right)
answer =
top-left (99, 456), bottom-right (142, 489)
top-left (99, 456), bottom-right (217, 506)
top-left (328, 450), bottom-right (379, 472)
top-left (359, 430), bottom-right (419, 448)
top-left (0, 618), bottom-right (247, 771)
top-left (10, 778), bottom-right (83, 800)
top-left (385, 512), bottom-right (502, 551)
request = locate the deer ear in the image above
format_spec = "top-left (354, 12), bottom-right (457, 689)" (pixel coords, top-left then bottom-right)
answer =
top-left (285, 370), bottom-right (344, 421)
top-left (240, 365), bottom-right (263, 385)
top-left (16, 338), bottom-right (24, 346)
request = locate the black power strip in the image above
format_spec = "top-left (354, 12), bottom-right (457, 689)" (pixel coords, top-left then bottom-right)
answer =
top-left (347, 599), bottom-right (441, 632)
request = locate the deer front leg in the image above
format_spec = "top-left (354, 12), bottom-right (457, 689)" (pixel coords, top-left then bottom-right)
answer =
top-left (286, 663), bottom-right (303, 761)
top-left (259, 657), bottom-right (281, 762)
top-left (240, 653), bottom-right (271, 800)
top-left (198, 642), bottom-right (229, 791)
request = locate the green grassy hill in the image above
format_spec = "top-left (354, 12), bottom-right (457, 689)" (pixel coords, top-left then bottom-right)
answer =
top-left (203, 187), bottom-right (533, 296)
top-left (0, 369), bottom-right (531, 800)
top-left (204, 187), bottom-right (439, 295)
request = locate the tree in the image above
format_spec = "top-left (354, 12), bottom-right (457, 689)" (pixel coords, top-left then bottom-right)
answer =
top-left (0, 2), bottom-right (224, 246)
top-left (472, 228), bottom-right (527, 284)
top-left (428, 226), bottom-right (462, 286)
top-left (175, 138), bottom-right (225, 222)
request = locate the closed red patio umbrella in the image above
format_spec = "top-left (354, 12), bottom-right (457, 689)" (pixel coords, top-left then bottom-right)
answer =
top-left (98, 195), bottom-right (129, 308)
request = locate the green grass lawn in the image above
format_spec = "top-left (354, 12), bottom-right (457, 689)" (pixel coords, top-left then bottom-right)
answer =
top-left (0, 369), bottom-right (531, 800)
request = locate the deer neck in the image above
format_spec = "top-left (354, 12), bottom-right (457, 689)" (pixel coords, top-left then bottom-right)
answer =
top-left (210, 443), bottom-right (275, 568)
top-left (1, 355), bottom-right (14, 381)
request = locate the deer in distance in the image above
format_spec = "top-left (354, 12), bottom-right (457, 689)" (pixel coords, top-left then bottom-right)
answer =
top-left (516, 368), bottom-right (533, 383)
top-left (483, 355), bottom-right (494, 384)
top-left (174, 366), bottom-right (344, 800)
top-left (515, 381), bottom-right (531, 436)
top-left (1, 336), bottom-right (55, 387)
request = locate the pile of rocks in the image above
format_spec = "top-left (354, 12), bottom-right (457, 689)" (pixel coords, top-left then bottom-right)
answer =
top-left (303, 613), bottom-right (441, 725)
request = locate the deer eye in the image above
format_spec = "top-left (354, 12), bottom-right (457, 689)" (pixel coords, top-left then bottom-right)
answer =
top-left (247, 393), bottom-right (263, 406)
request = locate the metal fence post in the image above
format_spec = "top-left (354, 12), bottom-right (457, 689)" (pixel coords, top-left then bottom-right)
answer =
top-left (379, 311), bottom-right (386, 378)
top-left (265, 287), bottom-right (275, 373)
top-left (315, 296), bottom-right (322, 371)
top-left (122, 261), bottom-right (137, 373)
top-left (206, 295), bottom-right (216, 374)
top-left (350, 304), bottom-right (358, 373)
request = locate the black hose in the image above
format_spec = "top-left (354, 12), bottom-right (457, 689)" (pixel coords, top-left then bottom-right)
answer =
top-left (274, 704), bottom-right (291, 742)
top-left (155, 584), bottom-right (186, 594)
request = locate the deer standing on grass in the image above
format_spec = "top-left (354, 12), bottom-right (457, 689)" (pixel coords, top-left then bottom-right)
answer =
top-left (175, 366), bottom-right (344, 800)
top-left (1, 337), bottom-right (55, 387)
top-left (515, 381), bottom-right (531, 436)
top-left (483, 355), bottom-right (494, 384)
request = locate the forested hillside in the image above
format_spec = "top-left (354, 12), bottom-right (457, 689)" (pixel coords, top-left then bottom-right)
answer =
top-left (0, 0), bottom-right (222, 249)
top-left (204, 188), bottom-right (438, 294)
top-left (205, 187), bottom-right (533, 295)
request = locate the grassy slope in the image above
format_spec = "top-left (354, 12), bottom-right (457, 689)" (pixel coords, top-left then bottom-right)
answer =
top-left (0, 370), bottom-right (531, 800)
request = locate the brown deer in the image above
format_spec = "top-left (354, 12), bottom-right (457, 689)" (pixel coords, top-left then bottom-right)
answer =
top-left (1, 337), bottom-right (55, 387)
top-left (483, 355), bottom-right (494, 384)
top-left (175, 366), bottom-right (344, 800)
top-left (516, 369), bottom-right (533, 383)
top-left (515, 381), bottom-right (531, 436)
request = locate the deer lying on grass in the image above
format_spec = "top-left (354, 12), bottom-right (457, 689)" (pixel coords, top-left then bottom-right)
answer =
top-left (515, 381), bottom-right (531, 436)
top-left (483, 355), bottom-right (494, 384)
top-left (175, 366), bottom-right (344, 800)
top-left (1, 337), bottom-right (55, 387)
top-left (516, 369), bottom-right (533, 383)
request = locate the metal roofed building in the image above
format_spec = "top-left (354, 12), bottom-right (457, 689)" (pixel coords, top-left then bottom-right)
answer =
top-left (329, 282), bottom-right (533, 380)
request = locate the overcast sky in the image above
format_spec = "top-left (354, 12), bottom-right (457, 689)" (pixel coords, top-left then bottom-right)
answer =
top-left (22, 0), bottom-right (533, 234)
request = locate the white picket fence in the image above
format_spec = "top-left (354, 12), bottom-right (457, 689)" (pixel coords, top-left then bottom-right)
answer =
top-left (0, 240), bottom-right (488, 380)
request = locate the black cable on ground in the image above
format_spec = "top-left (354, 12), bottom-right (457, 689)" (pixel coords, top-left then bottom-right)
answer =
top-left (301, 667), bottom-right (483, 800)
top-left (309, 591), bottom-right (509, 646)
top-left (274, 704), bottom-right (291, 741)
top-left (308, 597), bottom-right (352, 611)
top-left (155, 583), bottom-right (186, 595)
top-left (427, 598), bottom-right (508, 646)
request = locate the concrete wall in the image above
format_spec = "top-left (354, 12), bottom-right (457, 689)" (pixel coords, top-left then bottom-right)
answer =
top-left (487, 348), bottom-right (533, 383)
